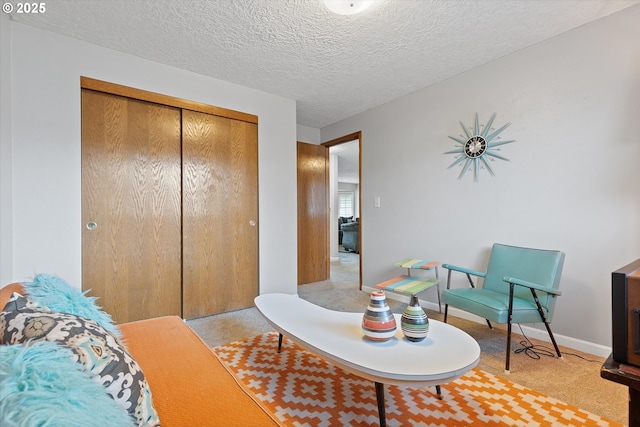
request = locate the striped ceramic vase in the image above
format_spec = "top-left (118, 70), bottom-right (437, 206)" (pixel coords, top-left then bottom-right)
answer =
top-left (401, 294), bottom-right (429, 342)
top-left (362, 290), bottom-right (397, 341)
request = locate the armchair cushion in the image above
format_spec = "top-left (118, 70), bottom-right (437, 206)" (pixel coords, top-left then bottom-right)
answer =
top-left (441, 288), bottom-right (547, 324)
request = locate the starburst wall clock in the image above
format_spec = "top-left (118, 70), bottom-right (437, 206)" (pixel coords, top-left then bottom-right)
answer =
top-left (445, 113), bottom-right (515, 182)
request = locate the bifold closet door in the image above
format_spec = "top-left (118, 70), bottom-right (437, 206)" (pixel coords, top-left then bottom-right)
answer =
top-left (81, 89), bottom-right (183, 324)
top-left (182, 110), bottom-right (259, 319)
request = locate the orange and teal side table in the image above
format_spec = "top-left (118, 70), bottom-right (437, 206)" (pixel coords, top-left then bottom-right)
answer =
top-left (375, 259), bottom-right (441, 312)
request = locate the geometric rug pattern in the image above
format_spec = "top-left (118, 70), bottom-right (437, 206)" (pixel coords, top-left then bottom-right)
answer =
top-left (214, 332), bottom-right (621, 427)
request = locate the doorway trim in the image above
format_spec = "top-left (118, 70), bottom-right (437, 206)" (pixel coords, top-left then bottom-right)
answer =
top-left (323, 131), bottom-right (362, 290)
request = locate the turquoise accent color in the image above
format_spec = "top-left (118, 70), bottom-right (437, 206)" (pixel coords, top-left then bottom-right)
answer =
top-left (445, 113), bottom-right (515, 182)
top-left (442, 243), bottom-right (565, 372)
top-left (24, 274), bottom-right (121, 337)
top-left (0, 341), bottom-right (134, 427)
top-left (442, 244), bottom-right (564, 323)
top-left (441, 264), bottom-right (485, 278)
top-left (441, 288), bottom-right (545, 324)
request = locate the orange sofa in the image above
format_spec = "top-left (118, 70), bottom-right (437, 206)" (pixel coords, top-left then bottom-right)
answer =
top-left (0, 283), bottom-right (279, 426)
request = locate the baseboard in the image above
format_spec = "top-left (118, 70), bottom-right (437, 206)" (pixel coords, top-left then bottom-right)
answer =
top-left (362, 285), bottom-right (612, 358)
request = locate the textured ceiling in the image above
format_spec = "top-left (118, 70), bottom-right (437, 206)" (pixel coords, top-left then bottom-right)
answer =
top-left (9, 0), bottom-right (639, 128)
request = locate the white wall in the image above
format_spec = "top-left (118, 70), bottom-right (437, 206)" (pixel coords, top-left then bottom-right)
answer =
top-left (0, 13), bottom-right (12, 286)
top-left (4, 22), bottom-right (298, 295)
top-left (322, 5), bottom-right (640, 351)
top-left (296, 124), bottom-right (321, 144)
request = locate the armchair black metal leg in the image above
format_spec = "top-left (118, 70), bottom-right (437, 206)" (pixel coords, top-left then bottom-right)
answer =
top-left (435, 385), bottom-right (442, 399)
top-left (443, 269), bottom-right (452, 322)
top-left (486, 319), bottom-right (493, 329)
top-left (465, 273), bottom-right (475, 288)
top-left (278, 333), bottom-right (283, 353)
top-left (542, 320), bottom-right (562, 358)
top-left (506, 321), bottom-right (512, 373)
top-left (529, 289), bottom-right (562, 358)
top-left (505, 283), bottom-right (515, 373)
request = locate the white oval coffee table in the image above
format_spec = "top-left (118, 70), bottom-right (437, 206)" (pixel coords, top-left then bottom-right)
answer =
top-left (255, 293), bottom-right (480, 426)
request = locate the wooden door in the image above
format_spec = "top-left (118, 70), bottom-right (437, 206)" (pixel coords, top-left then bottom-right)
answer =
top-left (182, 110), bottom-right (259, 319)
top-left (81, 89), bottom-right (182, 324)
top-left (297, 142), bottom-right (329, 285)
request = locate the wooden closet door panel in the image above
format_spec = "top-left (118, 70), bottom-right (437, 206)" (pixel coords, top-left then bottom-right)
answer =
top-left (182, 110), bottom-right (258, 319)
top-left (81, 89), bottom-right (182, 324)
top-left (297, 142), bottom-right (329, 284)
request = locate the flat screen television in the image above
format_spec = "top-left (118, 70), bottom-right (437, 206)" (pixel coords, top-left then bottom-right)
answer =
top-left (612, 259), bottom-right (640, 366)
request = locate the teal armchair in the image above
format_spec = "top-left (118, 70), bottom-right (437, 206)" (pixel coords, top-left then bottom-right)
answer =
top-left (442, 243), bottom-right (565, 372)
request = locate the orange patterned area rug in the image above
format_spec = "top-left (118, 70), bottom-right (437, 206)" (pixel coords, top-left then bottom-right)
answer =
top-left (214, 332), bottom-right (620, 427)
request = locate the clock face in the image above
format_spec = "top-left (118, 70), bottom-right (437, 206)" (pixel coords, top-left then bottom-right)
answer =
top-left (464, 136), bottom-right (487, 158)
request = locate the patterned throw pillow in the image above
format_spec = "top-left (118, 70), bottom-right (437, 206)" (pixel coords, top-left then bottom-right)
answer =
top-left (0, 293), bottom-right (160, 427)
top-left (24, 274), bottom-right (121, 338)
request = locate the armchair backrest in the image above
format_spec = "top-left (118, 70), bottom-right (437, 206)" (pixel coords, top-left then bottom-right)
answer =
top-left (483, 244), bottom-right (565, 317)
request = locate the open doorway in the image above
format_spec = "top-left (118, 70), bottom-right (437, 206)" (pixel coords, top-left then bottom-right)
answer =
top-left (323, 132), bottom-right (362, 290)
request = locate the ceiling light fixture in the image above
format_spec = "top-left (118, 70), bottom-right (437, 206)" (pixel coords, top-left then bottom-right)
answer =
top-left (323, 0), bottom-right (374, 15)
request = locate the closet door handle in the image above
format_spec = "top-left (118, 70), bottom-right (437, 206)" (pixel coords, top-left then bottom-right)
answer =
top-left (249, 220), bottom-right (256, 227)
top-left (86, 222), bottom-right (98, 230)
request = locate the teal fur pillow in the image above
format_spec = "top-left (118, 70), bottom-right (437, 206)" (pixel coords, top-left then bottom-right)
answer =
top-left (0, 294), bottom-right (160, 427)
top-left (0, 340), bottom-right (134, 427)
top-left (24, 274), bottom-right (120, 337)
